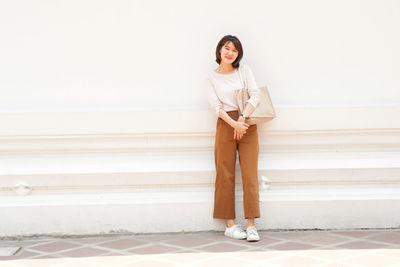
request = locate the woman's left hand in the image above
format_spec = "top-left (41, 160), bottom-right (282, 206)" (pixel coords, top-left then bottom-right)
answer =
top-left (234, 129), bottom-right (244, 140)
top-left (234, 117), bottom-right (246, 140)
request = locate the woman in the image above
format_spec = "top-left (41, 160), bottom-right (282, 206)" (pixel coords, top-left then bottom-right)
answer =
top-left (205, 35), bottom-right (261, 242)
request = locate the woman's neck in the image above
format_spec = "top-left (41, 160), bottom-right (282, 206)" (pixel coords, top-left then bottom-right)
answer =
top-left (216, 63), bottom-right (236, 74)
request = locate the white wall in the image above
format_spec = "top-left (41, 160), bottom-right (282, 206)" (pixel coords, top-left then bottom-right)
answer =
top-left (1, 106), bottom-right (400, 236)
top-left (1, 0), bottom-right (399, 112)
top-left (1, 0), bottom-right (400, 236)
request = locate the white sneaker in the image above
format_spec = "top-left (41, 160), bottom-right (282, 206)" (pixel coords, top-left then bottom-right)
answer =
top-left (224, 224), bottom-right (247, 240)
top-left (246, 226), bottom-right (260, 242)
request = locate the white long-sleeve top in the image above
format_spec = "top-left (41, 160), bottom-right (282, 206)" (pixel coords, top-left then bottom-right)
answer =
top-left (205, 64), bottom-right (260, 117)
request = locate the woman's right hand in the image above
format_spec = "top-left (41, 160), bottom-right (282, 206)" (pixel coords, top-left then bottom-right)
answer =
top-left (233, 121), bottom-right (249, 134)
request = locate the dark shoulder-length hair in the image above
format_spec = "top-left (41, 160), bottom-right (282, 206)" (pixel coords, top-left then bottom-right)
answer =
top-left (215, 35), bottom-right (243, 68)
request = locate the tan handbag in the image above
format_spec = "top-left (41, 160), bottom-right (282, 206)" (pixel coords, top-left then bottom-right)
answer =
top-left (235, 65), bottom-right (276, 125)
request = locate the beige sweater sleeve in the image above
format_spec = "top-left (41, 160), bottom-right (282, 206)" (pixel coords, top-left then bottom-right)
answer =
top-left (243, 65), bottom-right (260, 108)
top-left (205, 75), bottom-right (222, 117)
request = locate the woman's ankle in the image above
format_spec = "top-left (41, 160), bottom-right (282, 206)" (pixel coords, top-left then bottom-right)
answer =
top-left (247, 218), bottom-right (255, 227)
top-left (226, 219), bottom-right (235, 227)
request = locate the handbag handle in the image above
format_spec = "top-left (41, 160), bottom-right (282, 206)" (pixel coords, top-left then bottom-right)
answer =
top-left (238, 64), bottom-right (247, 90)
top-left (238, 64), bottom-right (250, 104)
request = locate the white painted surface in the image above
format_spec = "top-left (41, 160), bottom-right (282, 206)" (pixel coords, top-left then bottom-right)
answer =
top-left (0, 106), bottom-right (400, 236)
top-left (1, 0), bottom-right (400, 236)
top-left (1, 189), bottom-right (400, 236)
top-left (0, 0), bottom-right (399, 112)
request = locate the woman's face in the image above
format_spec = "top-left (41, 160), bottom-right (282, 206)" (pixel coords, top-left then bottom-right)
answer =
top-left (219, 41), bottom-right (238, 65)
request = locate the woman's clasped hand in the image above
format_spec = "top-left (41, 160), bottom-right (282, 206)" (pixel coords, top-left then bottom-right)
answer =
top-left (233, 118), bottom-right (249, 140)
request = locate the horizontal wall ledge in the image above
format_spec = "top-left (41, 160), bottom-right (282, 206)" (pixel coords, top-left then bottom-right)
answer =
top-left (1, 167), bottom-right (400, 192)
top-left (0, 105), bottom-right (399, 154)
top-left (1, 105), bottom-right (400, 136)
top-left (0, 129), bottom-right (399, 154)
top-left (1, 186), bottom-right (400, 206)
top-left (1, 105), bottom-right (399, 235)
top-left (1, 150), bottom-right (400, 193)
top-left (1, 188), bottom-right (400, 236)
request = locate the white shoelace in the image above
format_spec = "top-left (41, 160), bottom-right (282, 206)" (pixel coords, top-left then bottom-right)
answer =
top-left (247, 227), bottom-right (258, 237)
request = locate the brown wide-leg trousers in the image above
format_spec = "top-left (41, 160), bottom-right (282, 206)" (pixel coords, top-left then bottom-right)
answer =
top-left (213, 110), bottom-right (260, 219)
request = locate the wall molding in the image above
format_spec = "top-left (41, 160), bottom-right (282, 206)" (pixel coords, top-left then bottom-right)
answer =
top-left (0, 129), bottom-right (400, 154)
top-left (1, 105), bottom-right (400, 235)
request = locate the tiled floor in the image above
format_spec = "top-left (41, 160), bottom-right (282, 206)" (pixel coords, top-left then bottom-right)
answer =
top-left (1, 229), bottom-right (400, 266)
